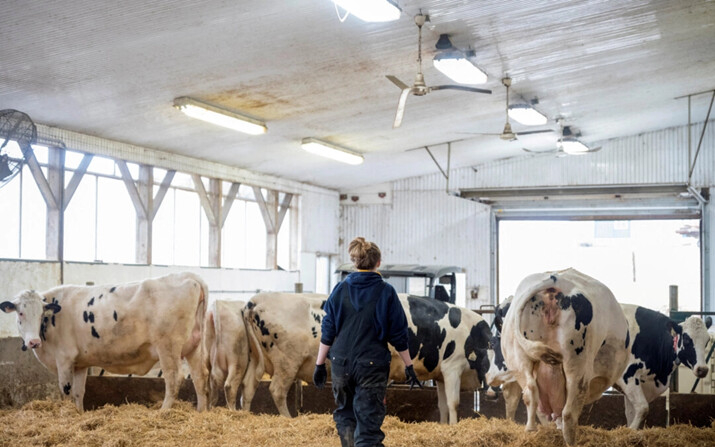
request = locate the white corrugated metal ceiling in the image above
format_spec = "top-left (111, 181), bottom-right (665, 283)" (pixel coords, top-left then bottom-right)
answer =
top-left (1, 0), bottom-right (713, 190)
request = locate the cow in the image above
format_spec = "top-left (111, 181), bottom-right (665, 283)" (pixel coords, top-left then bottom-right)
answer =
top-left (614, 303), bottom-right (711, 428)
top-left (501, 268), bottom-right (630, 445)
top-left (242, 292), bottom-right (330, 417)
top-left (0, 272), bottom-right (209, 412)
top-left (484, 332), bottom-right (521, 420)
top-left (243, 292), bottom-right (491, 424)
top-left (390, 294), bottom-right (491, 425)
top-left (202, 299), bottom-right (249, 410)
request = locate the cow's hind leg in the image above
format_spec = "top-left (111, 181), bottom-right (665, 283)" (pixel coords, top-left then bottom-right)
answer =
top-left (184, 344), bottom-right (209, 411)
top-left (435, 381), bottom-right (449, 424)
top-left (241, 361), bottom-right (259, 412)
top-left (72, 367), bottom-right (88, 412)
top-left (522, 363), bottom-right (540, 432)
top-left (502, 381), bottom-right (522, 421)
top-left (561, 373), bottom-right (588, 446)
top-left (157, 345), bottom-right (183, 410)
top-left (224, 363), bottom-right (244, 410)
top-left (440, 371), bottom-right (462, 425)
top-left (268, 371), bottom-right (296, 417)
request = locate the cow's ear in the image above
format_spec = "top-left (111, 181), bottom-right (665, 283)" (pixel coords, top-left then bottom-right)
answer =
top-left (706, 316), bottom-right (712, 330)
top-left (0, 301), bottom-right (16, 313)
top-left (44, 302), bottom-right (61, 314)
top-left (667, 320), bottom-right (683, 335)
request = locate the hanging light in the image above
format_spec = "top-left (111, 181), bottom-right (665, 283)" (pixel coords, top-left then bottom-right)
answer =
top-left (433, 51), bottom-right (487, 85)
top-left (301, 137), bottom-right (364, 165)
top-left (331, 0), bottom-right (401, 22)
top-left (558, 137), bottom-right (590, 154)
top-left (508, 104), bottom-right (548, 126)
top-left (173, 97), bottom-right (266, 135)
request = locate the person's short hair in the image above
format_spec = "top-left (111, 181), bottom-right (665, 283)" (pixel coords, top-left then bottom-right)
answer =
top-left (349, 237), bottom-right (381, 270)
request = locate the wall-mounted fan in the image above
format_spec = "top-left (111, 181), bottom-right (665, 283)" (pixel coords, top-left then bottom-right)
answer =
top-left (386, 14), bottom-right (491, 128)
top-left (0, 109), bottom-right (37, 188)
top-left (463, 77), bottom-right (554, 141)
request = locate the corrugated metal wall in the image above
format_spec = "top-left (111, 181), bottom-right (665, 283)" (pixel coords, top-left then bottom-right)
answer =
top-left (340, 121), bottom-right (715, 310)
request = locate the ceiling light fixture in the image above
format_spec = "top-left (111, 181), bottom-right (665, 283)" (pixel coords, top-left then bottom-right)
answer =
top-left (558, 137), bottom-right (590, 154)
top-left (508, 103), bottom-right (548, 126)
top-left (301, 137), bottom-right (364, 165)
top-left (331, 0), bottom-right (401, 22)
top-left (173, 97), bottom-right (266, 135)
top-left (433, 50), bottom-right (488, 85)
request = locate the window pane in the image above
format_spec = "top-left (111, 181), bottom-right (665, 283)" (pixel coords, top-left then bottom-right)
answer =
top-left (96, 177), bottom-right (135, 263)
top-left (64, 175), bottom-right (97, 261)
top-left (20, 165), bottom-right (46, 260)
top-left (152, 188), bottom-right (175, 265)
top-left (221, 200), bottom-right (246, 268)
top-left (173, 189), bottom-right (200, 266)
top-left (0, 172), bottom-right (21, 258)
top-left (88, 156), bottom-right (117, 176)
top-left (243, 202), bottom-right (266, 269)
top-left (200, 210), bottom-right (209, 266)
top-left (64, 150), bottom-right (86, 170)
top-left (277, 209), bottom-right (290, 270)
top-left (30, 145), bottom-right (48, 164)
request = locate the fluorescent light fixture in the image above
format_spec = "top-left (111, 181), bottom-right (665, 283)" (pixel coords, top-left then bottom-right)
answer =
top-left (508, 104), bottom-right (548, 126)
top-left (433, 51), bottom-right (488, 85)
top-left (332, 0), bottom-right (401, 22)
top-left (173, 97), bottom-right (266, 135)
top-left (558, 137), bottom-right (590, 154)
top-left (301, 137), bottom-right (364, 165)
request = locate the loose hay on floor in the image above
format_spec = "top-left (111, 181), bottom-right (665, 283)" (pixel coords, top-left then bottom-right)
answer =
top-left (0, 400), bottom-right (713, 447)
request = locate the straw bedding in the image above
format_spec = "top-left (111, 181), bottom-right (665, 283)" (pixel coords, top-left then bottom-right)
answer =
top-left (0, 400), bottom-right (712, 447)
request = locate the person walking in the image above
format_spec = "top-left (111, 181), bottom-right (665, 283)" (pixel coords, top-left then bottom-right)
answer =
top-left (313, 237), bottom-right (420, 447)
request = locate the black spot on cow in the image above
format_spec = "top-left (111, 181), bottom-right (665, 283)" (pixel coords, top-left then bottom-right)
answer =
top-left (274, 333), bottom-right (278, 339)
top-left (635, 378), bottom-right (640, 386)
top-left (601, 340), bottom-right (606, 347)
top-left (312, 312), bottom-right (321, 324)
top-left (246, 301), bottom-right (255, 310)
top-left (530, 296), bottom-right (536, 302)
top-left (39, 321), bottom-right (47, 341)
top-left (270, 342), bottom-right (274, 348)
top-left (83, 311), bottom-right (89, 323)
top-left (557, 293), bottom-right (593, 330)
top-left (575, 346), bottom-right (584, 355)
top-left (311, 327), bottom-right (318, 339)
top-left (464, 320), bottom-right (491, 383)
top-left (113, 311), bottom-right (118, 321)
top-left (51, 315), bottom-right (55, 327)
top-left (253, 314), bottom-right (270, 337)
top-left (623, 362), bottom-right (643, 385)
top-left (406, 297), bottom-right (449, 372)
top-left (443, 340), bottom-right (456, 360)
top-left (63, 383), bottom-right (71, 395)
top-left (448, 307), bottom-right (461, 328)
top-left (677, 333), bottom-right (697, 369)
top-left (261, 342), bottom-right (267, 349)
top-left (550, 275), bottom-right (558, 283)
top-left (87, 297), bottom-right (95, 307)
top-left (630, 307), bottom-right (678, 387)
top-left (625, 329), bottom-right (630, 349)
top-left (89, 312), bottom-right (95, 323)
top-left (99, 294), bottom-right (103, 299)
top-left (109, 287), bottom-right (116, 293)
top-left (570, 340), bottom-right (574, 345)
top-left (91, 326), bottom-right (100, 338)
top-left (43, 316), bottom-right (49, 325)
top-left (524, 331), bottom-right (528, 339)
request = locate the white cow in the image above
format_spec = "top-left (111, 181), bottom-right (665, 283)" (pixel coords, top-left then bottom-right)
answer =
top-left (501, 268), bottom-right (629, 445)
top-left (242, 292), bottom-right (329, 417)
top-left (1, 272), bottom-right (209, 412)
top-left (614, 303), bottom-right (711, 428)
top-left (202, 299), bottom-right (249, 409)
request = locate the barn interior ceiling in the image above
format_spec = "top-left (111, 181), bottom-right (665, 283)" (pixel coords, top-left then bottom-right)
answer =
top-left (1, 0), bottom-right (714, 191)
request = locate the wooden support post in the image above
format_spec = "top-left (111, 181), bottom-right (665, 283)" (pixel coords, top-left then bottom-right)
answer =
top-left (253, 187), bottom-right (293, 270)
top-left (46, 148), bottom-right (64, 261)
top-left (136, 165), bottom-right (153, 264)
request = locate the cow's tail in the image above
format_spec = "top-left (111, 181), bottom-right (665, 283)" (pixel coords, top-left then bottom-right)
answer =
top-left (512, 274), bottom-right (565, 366)
top-left (243, 300), bottom-right (266, 381)
top-left (203, 301), bottom-right (218, 398)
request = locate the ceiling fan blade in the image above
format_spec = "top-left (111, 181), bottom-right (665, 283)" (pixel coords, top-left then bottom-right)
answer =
top-left (515, 129), bottom-right (556, 136)
top-left (456, 131), bottom-right (503, 136)
top-left (588, 146), bottom-right (602, 152)
top-left (386, 75), bottom-right (410, 90)
top-left (522, 147), bottom-right (558, 154)
top-left (430, 85), bottom-right (492, 95)
top-left (393, 88), bottom-right (414, 128)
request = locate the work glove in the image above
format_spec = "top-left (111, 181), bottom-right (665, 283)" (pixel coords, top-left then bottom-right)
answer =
top-left (313, 364), bottom-right (327, 389)
top-left (405, 365), bottom-right (422, 390)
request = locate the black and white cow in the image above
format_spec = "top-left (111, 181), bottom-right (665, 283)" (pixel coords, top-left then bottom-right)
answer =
top-left (390, 294), bottom-right (491, 425)
top-left (1, 272), bottom-right (210, 412)
top-left (614, 303), bottom-right (711, 428)
top-left (501, 268), bottom-right (630, 445)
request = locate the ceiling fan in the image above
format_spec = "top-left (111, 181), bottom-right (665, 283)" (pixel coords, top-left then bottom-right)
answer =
top-left (523, 120), bottom-right (601, 155)
top-left (464, 77), bottom-right (555, 141)
top-left (386, 14), bottom-right (492, 128)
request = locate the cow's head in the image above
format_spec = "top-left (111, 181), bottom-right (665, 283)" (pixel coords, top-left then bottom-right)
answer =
top-left (493, 296), bottom-right (513, 333)
top-left (1, 290), bottom-right (61, 350)
top-left (676, 316), bottom-right (710, 378)
top-left (485, 333), bottom-right (514, 388)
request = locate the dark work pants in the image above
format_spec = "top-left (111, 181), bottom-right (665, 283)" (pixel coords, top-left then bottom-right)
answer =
top-left (331, 359), bottom-right (389, 447)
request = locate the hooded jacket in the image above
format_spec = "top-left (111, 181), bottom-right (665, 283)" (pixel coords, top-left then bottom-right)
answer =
top-left (320, 271), bottom-right (409, 352)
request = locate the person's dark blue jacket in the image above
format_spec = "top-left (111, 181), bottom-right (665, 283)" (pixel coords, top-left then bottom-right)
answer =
top-left (320, 271), bottom-right (409, 352)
